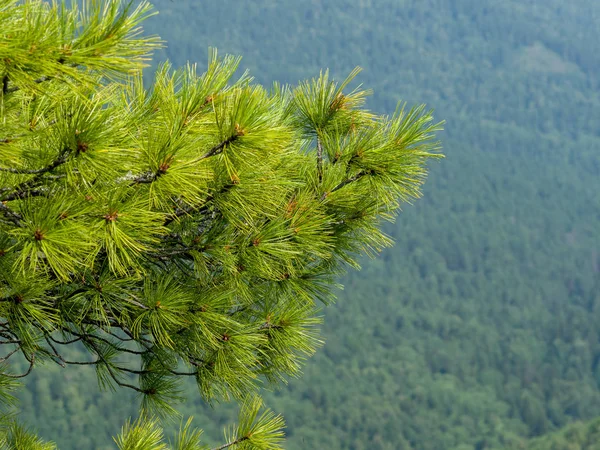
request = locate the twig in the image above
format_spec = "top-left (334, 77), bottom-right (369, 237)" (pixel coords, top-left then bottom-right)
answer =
top-left (322, 170), bottom-right (369, 200)
top-left (0, 347), bottom-right (20, 362)
top-left (201, 134), bottom-right (239, 160)
top-left (211, 436), bottom-right (250, 450)
top-left (3, 76), bottom-right (52, 95)
top-left (316, 137), bottom-right (323, 183)
top-left (4, 354), bottom-right (34, 378)
top-left (0, 202), bottom-right (22, 226)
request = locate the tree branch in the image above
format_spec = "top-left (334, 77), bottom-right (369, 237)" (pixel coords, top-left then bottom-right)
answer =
top-left (4, 354), bottom-right (34, 379)
top-left (0, 148), bottom-right (71, 202)
top-left (201, 134), bottom-right (239, 160)
top-left (0, 347), bottom-right (20, 363)
top-left (4, 76), bottom-right (52, 95)
top-left (323, 170), bottom-right (370, 200)
top-left (130, 135), bottom-right (239, 186)
top-left (316, 137), bottom-right (323, 183)
top-left (0, 202), bottom-right (22, 226)
top-left (211, 436), bottom-right (250, 450)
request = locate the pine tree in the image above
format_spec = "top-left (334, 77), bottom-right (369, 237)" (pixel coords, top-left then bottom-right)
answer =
top-left (0, 0), bottom-right (442, 448)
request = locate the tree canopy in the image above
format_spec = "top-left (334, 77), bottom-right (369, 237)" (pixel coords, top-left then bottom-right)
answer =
top-left (0, 0), bottom-right (441, 448)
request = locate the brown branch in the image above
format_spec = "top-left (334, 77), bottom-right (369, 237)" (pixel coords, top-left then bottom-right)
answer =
top-left (1, 189), bottom-right (47, 202)
top-left (48, 335), bottom-right (83, 345)
top-left (3, 76), bottom-right (53, 95)
top-left (130, 135), bottom-right (239, 187)
top-left (201, 134), bottom-right (238, 160)
top-left (0, 202), bottom-right (22, 226)
top-left (4, 354), bottom-right (34, 378)
top-left (43, 335), bottom-right (67, 367)
top-left (0, 347), bottom-right (20, 362)
top-left (163, 182), bottom-right (234, 226)
top-left (211, 436), bottom-right (250, 450)
top-left (0, 149), bottom-right (71, 202)
top-left (83, 336), bottom-right (145, 393)
top-left (68, 330), bottom-right (148, 356)
top-left (0, 164), bottom-right (63, 175)
top-left (316, 137), bottom-right (324, 183)
top-left (323, 170), bottom-right (370, 200)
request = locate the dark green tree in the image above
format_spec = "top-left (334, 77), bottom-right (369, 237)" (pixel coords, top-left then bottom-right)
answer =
top-left (0, 0), bottom-right (442, 447)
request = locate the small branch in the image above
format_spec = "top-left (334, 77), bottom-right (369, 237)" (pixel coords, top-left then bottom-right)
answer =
top-left (62, 359), bottom-right (98, 366)
top-left (48, 335), bottom-right (83, 345)
top-left (1, 189), bottom-right (47, 202)
top-left (316, 137), bottom-right (323, 183)
top-left (322, 170), bottom-right (370, 200)
top-left (211, 436), bottom-right (250, 450)
top-left (69, 330), bottom-right (148, 356)
top-left (83, 337), bottom-right (145, 393)
top-left (4, 354), bottom-right (34, 379)
top-left (0, 165), bottom-right (63, 175)
top-left (1, 149), bottom-right (71, 203)
top-left (3, 76), bottom-right (52, 95)
top-left (130, 135), bottom-right (239, 186)
top-left (43, 335), bottom-right (67, 368)
top-left (259, 322), bottom-right (284, 331)
top-left (0, 347), bottom-right (20, 362)
top-left (0, 202), bottom-right (22, 226)
top-left (130, 170), bottom-right (160, 185)
top-left (163, 182), bottom-right (233, 226)
top-left (201, 135), bottom-right (238, 160)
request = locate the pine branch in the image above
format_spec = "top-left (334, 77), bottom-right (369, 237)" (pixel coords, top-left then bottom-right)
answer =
top-left (200, 134), bottom-right (239, 160)
top-left (4, 355), bottom-right (34, 379)
top-left (83, 337), bottom-right (145, 393)
top-left (211, 435), bottom-right (250, 450)
top-left (3, 75), bottom-right (53, 95)
top-left (317, 137), bottom-right (324, 183)
top-left (0, 148), bottom-right (71, 202)
top-left (0, 163), bottom-right (64, 175)
top-left (0, 347), bottom-right (20, 363)
top-left (43, 335), bottom-right (67, 367)
top-left (322, 170), bottom-right (370, 199)
top-left (0, 202), bottom-right (22, 226)
top-left (1, 189), bottom-right (47, 202)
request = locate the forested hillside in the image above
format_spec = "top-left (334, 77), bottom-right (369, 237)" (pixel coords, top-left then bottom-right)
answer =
top-left (17, 1), bottom-right (600, 449)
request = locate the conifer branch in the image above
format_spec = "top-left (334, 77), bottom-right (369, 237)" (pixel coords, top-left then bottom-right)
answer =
top-left (43, 335), bottom-right (67, 368)
top-left (3, 76), bottom-right (53, 95)
top-left (0, 202), bottom-right (22, 226)
top-left (0, 148), bottom-right (71, 202)
top-left (323, 170), bottom-right (370, 199)
top-left (317, 137), bottom-right (324, 183)
top-left (0, 347), bottom-right (20, 362)
top-left (4, 355), bottom-right (34, 379)
top-left (211, 435), bottom-right (250, 450)
top-left (201, 134), bottom-right (239, 160)
top-left (83, 337), bottom-right (145, 393)
top-left (0, 163), bottom-right (65, 175)
top-left (1, 189), bottom-right (47, 202)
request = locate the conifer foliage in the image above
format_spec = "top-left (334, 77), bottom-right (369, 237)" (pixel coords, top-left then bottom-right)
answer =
top-left (0, 0), bottom-right (442, 448)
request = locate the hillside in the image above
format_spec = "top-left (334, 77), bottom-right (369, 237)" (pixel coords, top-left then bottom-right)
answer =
top-left (16, 1), bottom-right (600, 449)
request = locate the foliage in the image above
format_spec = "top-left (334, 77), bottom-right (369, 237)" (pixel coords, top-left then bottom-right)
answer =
top-left (0, 0), bottom-right (441, 448)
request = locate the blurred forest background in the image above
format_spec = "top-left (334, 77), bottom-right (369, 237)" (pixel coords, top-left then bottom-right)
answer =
top-left (17, 1), bottom-right (600, 449)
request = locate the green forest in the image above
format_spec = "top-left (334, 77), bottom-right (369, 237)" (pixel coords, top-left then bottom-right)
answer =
top-left (10, 0), bottom-right (600, 449)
